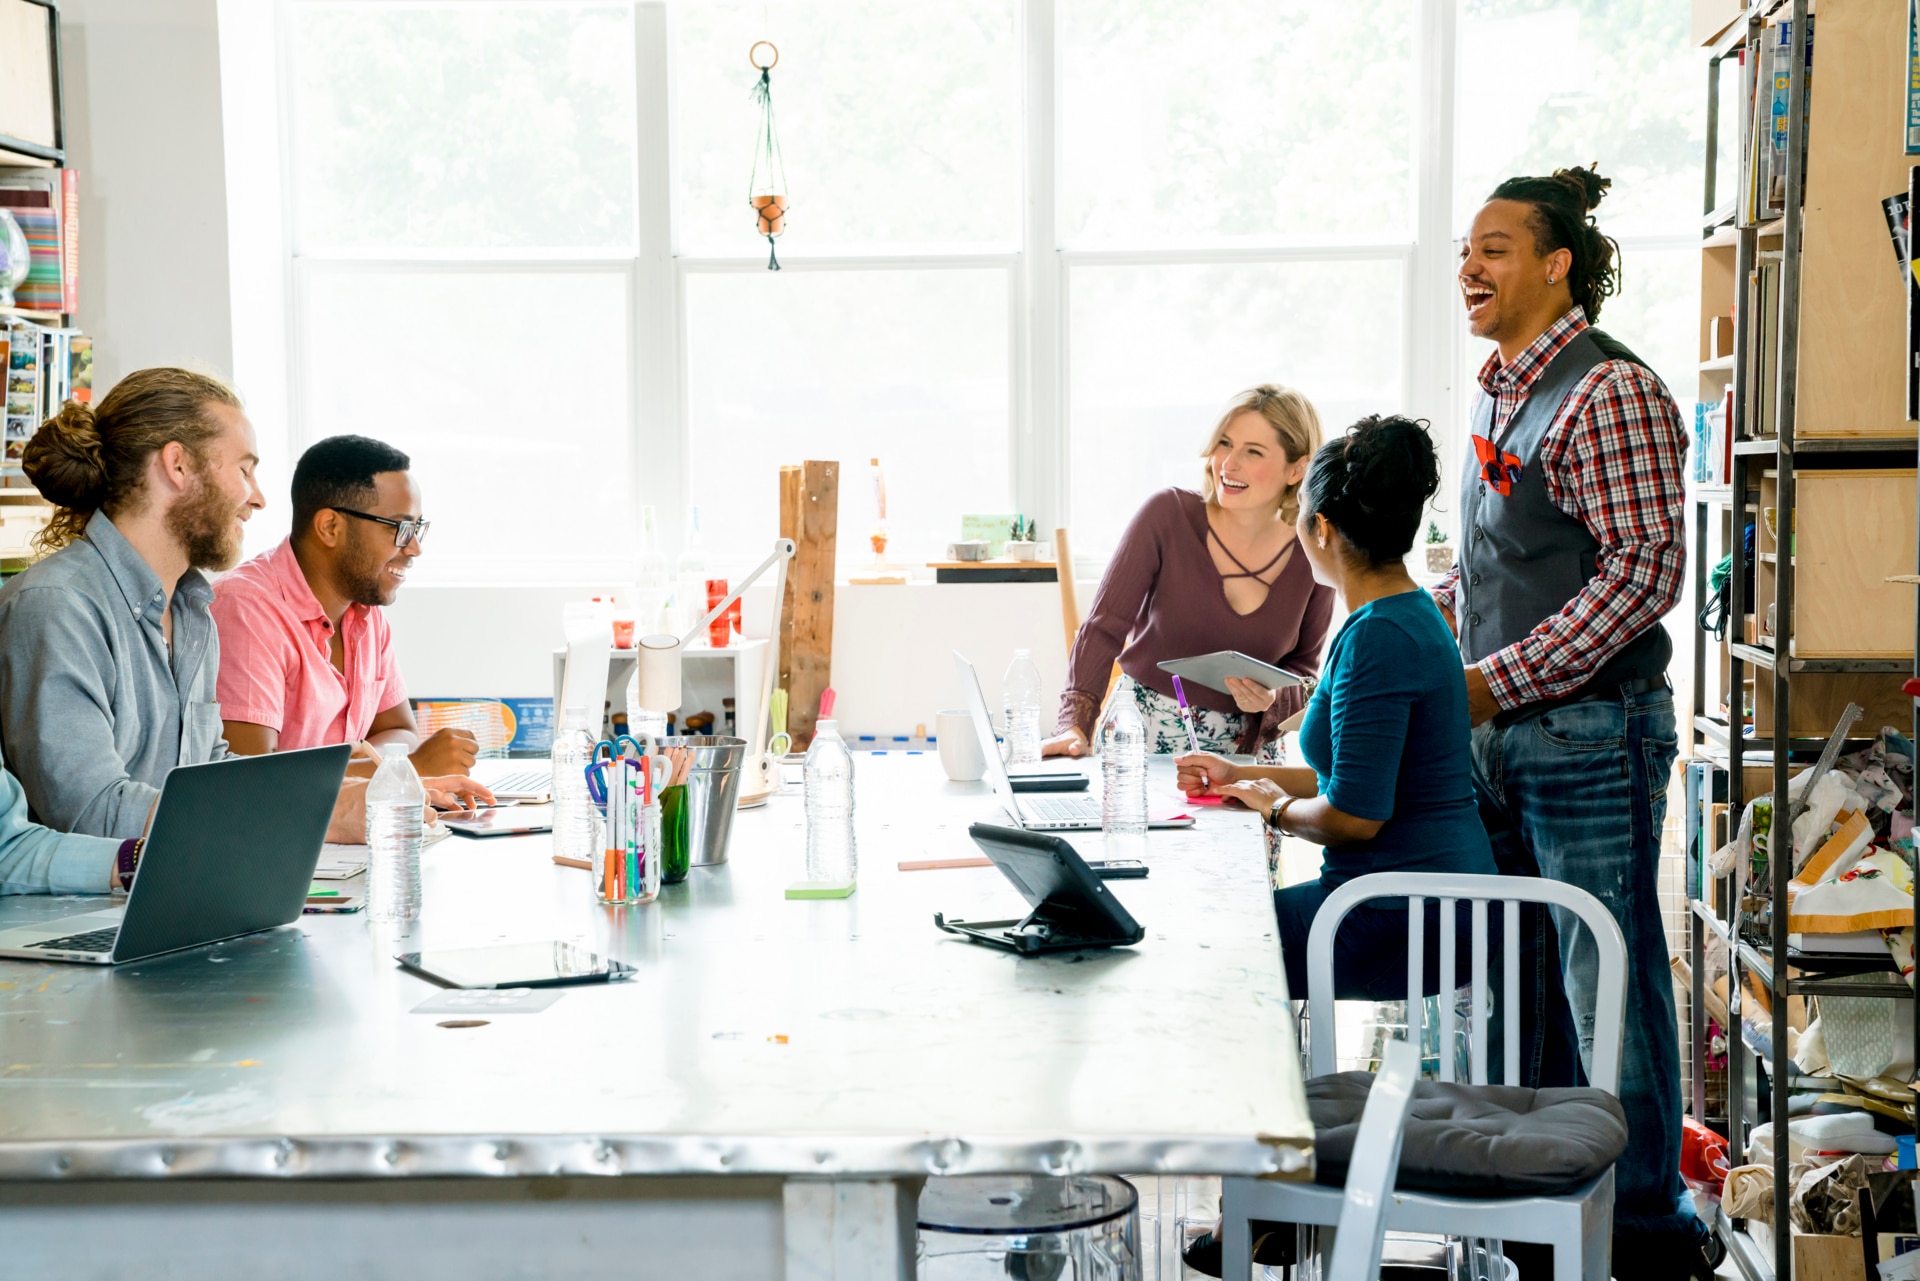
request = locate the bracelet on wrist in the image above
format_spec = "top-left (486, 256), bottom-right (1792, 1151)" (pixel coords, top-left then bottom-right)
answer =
top-left (1266, 796), bottom-right (1297, 832)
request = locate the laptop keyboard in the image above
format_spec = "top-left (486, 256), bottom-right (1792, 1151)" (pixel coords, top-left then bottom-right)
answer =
top-left (25, 927), bottom-right (119, 953)
top-left (1026, 794), bottom-right (1103, 823)
top-left (476, 768), bottom-right (550, 794)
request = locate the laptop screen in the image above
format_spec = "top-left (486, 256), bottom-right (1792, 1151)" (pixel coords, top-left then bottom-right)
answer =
top-left (952, 650), bottom-right (1025, 826)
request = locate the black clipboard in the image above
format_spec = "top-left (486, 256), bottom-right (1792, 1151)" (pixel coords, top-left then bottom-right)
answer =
top-left (935, 823), bottom-right (1145, 955)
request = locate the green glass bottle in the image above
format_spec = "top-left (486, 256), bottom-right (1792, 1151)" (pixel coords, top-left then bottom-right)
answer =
top-left (660, 783), bottom-right (691, 885)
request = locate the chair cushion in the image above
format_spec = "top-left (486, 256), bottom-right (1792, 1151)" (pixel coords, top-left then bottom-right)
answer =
top-left (1307, 1071), bottom-right (1628, 1196)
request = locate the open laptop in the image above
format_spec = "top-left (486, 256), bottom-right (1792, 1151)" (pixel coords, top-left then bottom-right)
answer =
top-left (468, 758), bottom-right (552, 803)
top-left (0, 743), bottom-right (352, 965)
top-left (953, 651), bottom-right (1192, 831)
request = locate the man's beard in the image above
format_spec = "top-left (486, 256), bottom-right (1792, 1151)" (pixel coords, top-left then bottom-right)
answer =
top-left (340, 544), bottom-right (396, 608)
top-left (167, 467), bottom-right (245, 572)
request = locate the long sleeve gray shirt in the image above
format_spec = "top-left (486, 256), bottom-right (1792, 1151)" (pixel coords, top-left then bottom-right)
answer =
top-left (0, 511), bottom-right (229, 838)
top-left (0, 755), bottom-right (117, 894)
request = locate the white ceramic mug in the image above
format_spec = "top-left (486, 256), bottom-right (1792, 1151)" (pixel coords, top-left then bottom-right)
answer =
top-left (935, 710), bottom-right (986, 782)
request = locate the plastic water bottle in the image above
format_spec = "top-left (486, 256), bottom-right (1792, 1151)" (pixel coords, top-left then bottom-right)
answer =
top-left (623, 673), bottom-right (670, 746)
top-left (1099, 695), bottom-right (1148, 837)
top-left (1002, 649), bottom-right (1043, 767)
top-left (804, 719), bottom-right (857, 887)
top-left (551, 706), bottom-right (597, 864)
top-left (637, 504), bottom-right (672, 634)
top-left (675, 505), bottom-right (708, 638)
top-left (366, 743), bottom-right (425, 922)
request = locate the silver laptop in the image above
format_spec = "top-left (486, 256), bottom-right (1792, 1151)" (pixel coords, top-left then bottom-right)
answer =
top-left (0, 744), bottom-right (352, 965)
top-left (469, 758), bottom-right (552, 803)
top-left (953, 651), bottom-right (1193, 831)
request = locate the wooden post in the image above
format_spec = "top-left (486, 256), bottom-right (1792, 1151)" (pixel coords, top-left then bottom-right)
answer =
top-left (779, 460), bottom-right (838, 749)
top-left (1053, 526), bottom-right (1079, 661)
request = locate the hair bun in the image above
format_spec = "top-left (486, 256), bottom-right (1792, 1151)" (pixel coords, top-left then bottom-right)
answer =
top-left (1554, 164), bottom-right (1611, 213)
top-left (22, 401), bottom-right (110, 512)
top-left (1343, 414), bottom-right (1441, 512)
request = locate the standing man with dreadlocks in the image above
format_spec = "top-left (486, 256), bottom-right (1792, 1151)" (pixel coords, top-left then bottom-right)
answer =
top-left (1433, 165), bottom-right (1712, 1276)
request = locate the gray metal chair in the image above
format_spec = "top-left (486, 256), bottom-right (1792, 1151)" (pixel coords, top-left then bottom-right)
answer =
top-left (1325, 1037), bottom-right (1420, 1281)
top-left (1221, 872), bottom-right (1628, 1281)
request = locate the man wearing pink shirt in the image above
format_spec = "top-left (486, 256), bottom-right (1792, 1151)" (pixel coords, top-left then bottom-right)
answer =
top-left (212, 435), bottom-right (476, 778)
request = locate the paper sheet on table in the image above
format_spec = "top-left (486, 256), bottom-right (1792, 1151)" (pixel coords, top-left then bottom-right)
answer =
top-left (314, 825), bottom-right (451, 879)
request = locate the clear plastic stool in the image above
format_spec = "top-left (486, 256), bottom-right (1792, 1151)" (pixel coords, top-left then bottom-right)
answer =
top-left (917, 1174), bottom-right (1141, 1280)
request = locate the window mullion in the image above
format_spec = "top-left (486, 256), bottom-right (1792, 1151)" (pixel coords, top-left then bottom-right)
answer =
top-left (635, 0), bottom-right (682, 562)
top-left (1020, 0), bottom-right (1063, 554)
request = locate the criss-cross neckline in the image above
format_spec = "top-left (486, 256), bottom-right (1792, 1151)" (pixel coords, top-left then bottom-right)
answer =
top-left (1207, 525), bottom-right (1291, 582)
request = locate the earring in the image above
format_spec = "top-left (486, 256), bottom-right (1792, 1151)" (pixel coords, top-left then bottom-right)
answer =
top-left (1546, 276), bottom-right (1556, 285)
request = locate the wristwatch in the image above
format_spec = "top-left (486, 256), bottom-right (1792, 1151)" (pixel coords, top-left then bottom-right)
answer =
top-left (1267, 795), bottom-right (1298, 832)
top-left (115, 837), bottom-right (145, 889)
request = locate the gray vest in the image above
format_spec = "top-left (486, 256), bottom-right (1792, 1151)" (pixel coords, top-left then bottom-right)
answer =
top-left (1454, 327), bottom-right (1670, 708)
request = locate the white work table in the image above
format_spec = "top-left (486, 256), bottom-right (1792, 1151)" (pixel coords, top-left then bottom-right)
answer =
top-left (0, 754), bottom-right (1310, 1280)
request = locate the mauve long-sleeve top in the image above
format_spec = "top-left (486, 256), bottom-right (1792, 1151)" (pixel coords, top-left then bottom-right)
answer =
top-left (1059, 488), bottom-right (1335, 754)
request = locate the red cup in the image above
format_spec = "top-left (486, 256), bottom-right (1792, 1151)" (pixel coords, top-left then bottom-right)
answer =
top-left (706, 578), bottom-right (731, 648)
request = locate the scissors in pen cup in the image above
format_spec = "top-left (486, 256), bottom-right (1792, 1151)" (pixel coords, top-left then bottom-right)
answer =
top-left (586, 737), bottom-right (670, 806)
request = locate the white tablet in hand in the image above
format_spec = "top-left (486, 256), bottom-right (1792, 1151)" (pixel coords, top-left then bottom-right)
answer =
top-left (1155, 651), bottom-right (1304, 698)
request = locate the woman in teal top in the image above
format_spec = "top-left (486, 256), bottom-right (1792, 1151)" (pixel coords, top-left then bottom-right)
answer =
top-left (1177, 413), bottom-right (1495, 998)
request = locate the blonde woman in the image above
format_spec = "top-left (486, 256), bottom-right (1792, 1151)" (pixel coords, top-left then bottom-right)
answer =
top-left (1044, 385), bottom-right (1335, 762)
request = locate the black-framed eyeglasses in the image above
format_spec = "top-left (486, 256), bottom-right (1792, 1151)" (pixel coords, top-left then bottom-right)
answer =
top-left (332, 507), bottom-right (429, 548)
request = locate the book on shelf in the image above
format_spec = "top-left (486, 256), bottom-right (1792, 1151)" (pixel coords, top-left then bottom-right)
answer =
top-left (3, 322), bottom-right (89, 467)
top-left (1738, 19), bottom-right (1814, 223)
top-left (0, 167), bottom-right (77, 314)
top-left (1745, 251), bottom-right (1783, 437)
top-left (1890, 171), bottom-right (1920, 418)
top-left (1693, 388), bottom-right (1733, 488)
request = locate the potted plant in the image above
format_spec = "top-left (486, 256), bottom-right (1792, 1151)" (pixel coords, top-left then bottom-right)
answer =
top-left (1005, 515), bottom-right (1038, 561)
top-left (1424, 520), bottom-right (1453, 574)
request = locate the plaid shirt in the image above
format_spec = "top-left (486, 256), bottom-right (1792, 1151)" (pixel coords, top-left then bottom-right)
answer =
top-left (1431, 306), bottom-right (1688, 710)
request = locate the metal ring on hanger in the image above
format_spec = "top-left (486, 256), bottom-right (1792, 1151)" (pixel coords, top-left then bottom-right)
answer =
top-left (749, 41), bottom-right (779, 70)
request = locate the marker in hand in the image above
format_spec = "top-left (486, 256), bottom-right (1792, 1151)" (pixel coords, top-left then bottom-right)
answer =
top-left (1170, 675), bottom-right (1202, 754)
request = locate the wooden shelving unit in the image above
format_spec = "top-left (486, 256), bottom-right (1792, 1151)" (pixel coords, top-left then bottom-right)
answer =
top-left (1685, 4), bottom-right (1920, 1279)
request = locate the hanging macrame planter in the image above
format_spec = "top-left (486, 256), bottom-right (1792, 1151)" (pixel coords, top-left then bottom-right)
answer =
top-left (748, 41), bottom-right (787, 272)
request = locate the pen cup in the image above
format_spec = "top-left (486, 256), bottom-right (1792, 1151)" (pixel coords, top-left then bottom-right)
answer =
top-left (591, 759), bottom-right (661, 906)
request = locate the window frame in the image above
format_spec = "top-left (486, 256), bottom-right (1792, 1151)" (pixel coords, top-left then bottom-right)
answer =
top-left (248, 0), bottom-right (1467, 583)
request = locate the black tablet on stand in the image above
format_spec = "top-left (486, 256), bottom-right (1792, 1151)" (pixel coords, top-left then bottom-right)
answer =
top-left (935, 823), bottom-right (1145, 955)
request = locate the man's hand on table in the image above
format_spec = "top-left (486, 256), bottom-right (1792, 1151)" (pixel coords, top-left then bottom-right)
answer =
top-left (424, 776), bottom-right (494, 817)
top-left (411, 727), bottom-right (479, 777)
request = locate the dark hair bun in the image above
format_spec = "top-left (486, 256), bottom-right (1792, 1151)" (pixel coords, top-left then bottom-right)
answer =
top-left (1554, 163), bottom-right (1611, 213)
top-left (1300, 415), bottom-right (1441, 568)
top-left (22, 402), bottom-right (110, 512)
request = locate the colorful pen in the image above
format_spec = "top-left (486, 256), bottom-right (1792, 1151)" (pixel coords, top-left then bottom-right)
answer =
top-left (1169, 675), bottom-right (1202, 754)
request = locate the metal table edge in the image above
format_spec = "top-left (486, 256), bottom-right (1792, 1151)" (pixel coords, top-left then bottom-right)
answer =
top-left (0, 1131), bottom-right (1314, 1182)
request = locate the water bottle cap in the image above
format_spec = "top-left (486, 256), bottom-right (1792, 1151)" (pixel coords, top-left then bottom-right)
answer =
top-left (1013, 648), bottom-right (1029, 657)
top-left (379, 741), bottom-right (409, 759)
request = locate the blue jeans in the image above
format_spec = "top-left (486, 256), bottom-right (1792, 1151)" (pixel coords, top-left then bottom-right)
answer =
top-left (1471, 687), bottom-right (1695, 1242)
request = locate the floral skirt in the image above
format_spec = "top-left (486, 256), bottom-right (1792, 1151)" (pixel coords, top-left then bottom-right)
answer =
top-left (1116, 674), bottom-right (1284, 764)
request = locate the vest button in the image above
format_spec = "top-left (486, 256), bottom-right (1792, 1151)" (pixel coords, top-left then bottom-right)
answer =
top-left (1470, 573), bottom-right (1482, 587)
top-left (1469, 612), bottom-right (1483, 626)
top-left (1478, 482), bottom-right (1487, 497)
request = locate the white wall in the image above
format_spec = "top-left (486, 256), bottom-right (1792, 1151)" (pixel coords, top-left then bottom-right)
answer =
top-left (386, 579), bottom-right (1081, 741)
top-left (62, 0), bottom-right (232, 386)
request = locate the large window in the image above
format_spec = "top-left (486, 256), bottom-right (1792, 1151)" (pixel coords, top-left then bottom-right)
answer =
top-left (261, 0), bottom-right (1705, 583)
